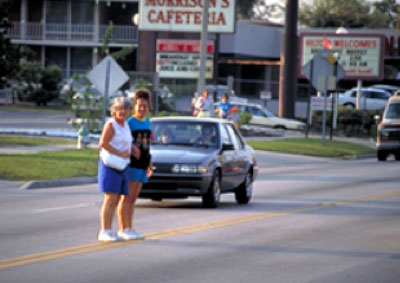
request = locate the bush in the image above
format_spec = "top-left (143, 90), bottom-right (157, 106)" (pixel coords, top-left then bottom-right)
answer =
top-left (15, 62), bottom-right (62, 105)
top-left (240, 111), bottom-right (253, 125)
top-left (311, 108), bottom-right (382, 138)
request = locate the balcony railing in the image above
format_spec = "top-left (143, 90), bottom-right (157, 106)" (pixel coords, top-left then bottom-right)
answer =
top-left (8, 21), bottom-right (138, 44)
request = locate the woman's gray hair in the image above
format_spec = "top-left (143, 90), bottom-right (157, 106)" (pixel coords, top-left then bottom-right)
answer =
top-left (110, 97), bottom-right (132, 117)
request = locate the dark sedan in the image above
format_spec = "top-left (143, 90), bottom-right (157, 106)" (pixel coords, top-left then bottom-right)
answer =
top-left (141, 117), bottom-right (258, 208)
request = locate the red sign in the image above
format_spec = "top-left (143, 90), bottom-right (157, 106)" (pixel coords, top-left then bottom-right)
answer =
top-left (157, 39), bottom-right (214, 54)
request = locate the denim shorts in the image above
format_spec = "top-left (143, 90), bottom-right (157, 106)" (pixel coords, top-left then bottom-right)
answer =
top-left (127, 167), bottom-right (148, 183)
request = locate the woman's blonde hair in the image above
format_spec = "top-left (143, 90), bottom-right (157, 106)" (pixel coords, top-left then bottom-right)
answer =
top-left (110, 97), bottom-right (132, 117)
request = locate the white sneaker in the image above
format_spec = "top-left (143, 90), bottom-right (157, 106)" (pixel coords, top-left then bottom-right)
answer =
top-left (129, 229), bottom-right (145, 240)
top-left (117, 229), bottom-right (139, 240)
top-left (98, 230), bottom-right (120, 242)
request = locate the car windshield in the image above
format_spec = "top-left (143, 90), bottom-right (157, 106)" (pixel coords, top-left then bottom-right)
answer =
top-left (153, 121), bottom-right (219, 148)
top-left (385, 103), bottom-right (400, 119)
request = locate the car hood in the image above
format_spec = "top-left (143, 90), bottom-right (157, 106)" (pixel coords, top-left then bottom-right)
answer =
top-left (150, 145), bottom-right (217, 164)
top-left (382, 119), bottom-right (400, 126)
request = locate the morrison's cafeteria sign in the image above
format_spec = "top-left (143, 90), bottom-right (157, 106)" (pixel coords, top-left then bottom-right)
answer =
top-left (299, 33), bottom-right (385, 80)
top-left (138, 0), bottom-right (235, 33)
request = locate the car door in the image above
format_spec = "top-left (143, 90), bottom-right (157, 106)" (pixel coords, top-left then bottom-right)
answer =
top-left (219, 124), bottom-right (239, 191)
top-left (247, 106), bottom-right (274, 127)
top-left (225, 124), bottom-right (248, 187)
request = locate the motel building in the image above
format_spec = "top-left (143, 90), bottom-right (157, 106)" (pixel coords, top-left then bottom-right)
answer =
top-left (7, 0), bottom-right (400, 99)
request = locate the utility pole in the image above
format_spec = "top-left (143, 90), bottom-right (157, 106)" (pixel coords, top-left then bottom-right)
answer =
top-left (278, 0), bottom-right (298, 119)
top-left (196, 0), bottom-right (209, 98)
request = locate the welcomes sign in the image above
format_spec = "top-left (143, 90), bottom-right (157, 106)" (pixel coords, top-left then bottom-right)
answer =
top-left (156, 39), bottom-right (214, 79)
top-left (299, 33), bottom-right (385, 80)
top-left (138, 0), bottom-right (235, 33)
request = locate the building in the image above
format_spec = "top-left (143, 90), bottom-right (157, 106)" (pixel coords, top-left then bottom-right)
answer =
top-left (7, 0), bottom-right (139, 77)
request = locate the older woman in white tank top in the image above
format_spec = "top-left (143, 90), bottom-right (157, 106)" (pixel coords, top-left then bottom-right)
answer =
top-left (97, 97), bottom-right (132, 242)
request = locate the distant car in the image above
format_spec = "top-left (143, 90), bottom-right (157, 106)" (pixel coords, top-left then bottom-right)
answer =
top-left (337, 87), bottom-right (391, 110)
top-left (223, 102), bottom-right (306, 131)
top-left (141, 117), bottom-right (258, 208)
top-left (206, 85), bottom-right (235, 101)
top-left (376, 94), bottom-right (400, 161)
top-left (369, 84), bottom-right (400, 96)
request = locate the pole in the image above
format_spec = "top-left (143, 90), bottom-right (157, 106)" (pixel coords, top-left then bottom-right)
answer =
top-left (278, 0), bottom-right (298, 119)
top-left (103, 57), bottom-right (111, 126)
top-left (305, 59), bottom-right (314, 138)
top-left (196, 0), bottom-right (209, 98)
top-left (330, 62), bottom-right (337, 140)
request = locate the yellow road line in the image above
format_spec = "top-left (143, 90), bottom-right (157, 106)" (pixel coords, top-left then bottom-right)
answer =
top-left (1, 190), bottom-right (399, 270)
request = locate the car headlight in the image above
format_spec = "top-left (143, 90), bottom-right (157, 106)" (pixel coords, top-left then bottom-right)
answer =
top-left (171, 164), bottom-right (209, 174)
top-left (381, 129), bottom-right (389, 139)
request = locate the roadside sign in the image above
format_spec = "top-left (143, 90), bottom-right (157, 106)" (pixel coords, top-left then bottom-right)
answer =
top-left (311, 96), bottom-right (333, 111)
top-left (260, 91), bottom-right (272, 100)
top-left (299, 33), bottom-right (384, 80)
top-left (87, 56), bottom-right (129, 95)
top-left (302, 50), bottom-right (345, 93)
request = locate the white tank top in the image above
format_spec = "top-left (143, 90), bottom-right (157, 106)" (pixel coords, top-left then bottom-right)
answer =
top-left (101, 118), bottom-right (132, 155)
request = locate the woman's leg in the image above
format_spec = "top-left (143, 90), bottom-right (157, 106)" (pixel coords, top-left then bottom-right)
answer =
top-left (127, 181), bottom-right (143, 229)
top-left (99, 192), bottom-right (120, 231)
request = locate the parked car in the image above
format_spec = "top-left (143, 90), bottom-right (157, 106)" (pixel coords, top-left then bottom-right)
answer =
top-left (369, 84), bottom-right (400, 96)
top-left (141, 117), bottom-right (259, 208)
top-left (223, 102), bottom-right (306, 131)
top-left (337, 87), bottom-right (391, 110)
top-left (376, 93), bottom-right (400, 161)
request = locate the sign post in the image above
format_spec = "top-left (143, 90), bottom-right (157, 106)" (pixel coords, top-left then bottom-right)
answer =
top-left (302, 50), bottom-right (345, 145)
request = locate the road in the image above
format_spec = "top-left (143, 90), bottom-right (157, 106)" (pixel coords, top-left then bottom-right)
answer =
top-left (0, 151), bottom-right (399, 282)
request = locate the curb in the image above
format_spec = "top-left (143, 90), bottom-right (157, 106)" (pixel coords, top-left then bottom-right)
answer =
top-left (20, 176), bottom-right (97, 190)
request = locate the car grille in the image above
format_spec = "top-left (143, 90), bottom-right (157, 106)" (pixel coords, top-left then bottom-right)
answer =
top-left (384, 126), bottom-right (400, 141)
top-left (152, 163), bottom-right (173, 173)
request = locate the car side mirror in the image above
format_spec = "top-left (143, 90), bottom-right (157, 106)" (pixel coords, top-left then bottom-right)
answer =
top-left (222, 143), bottom-right (234, 151)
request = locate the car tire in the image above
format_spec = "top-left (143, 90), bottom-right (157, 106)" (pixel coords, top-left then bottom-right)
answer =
top-left (395, 152), bottom-right (400, 161)
top-left (377, 150), bottom-right (387, 161)
top-left (235, 170), bottom-right (253, 204)
top-left (343, 103), bottom-right (355, 109)
top-left (202, 170), bottom-right (221, 208)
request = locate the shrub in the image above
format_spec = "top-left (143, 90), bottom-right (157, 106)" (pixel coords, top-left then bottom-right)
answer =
top-left (311, 108), bottom-right (383, 138)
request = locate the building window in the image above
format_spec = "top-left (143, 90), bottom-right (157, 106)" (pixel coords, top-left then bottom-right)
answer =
top-left (71, 48), bottom-right (92, 74)
top-left (72, 1), bottom-right (94, 25)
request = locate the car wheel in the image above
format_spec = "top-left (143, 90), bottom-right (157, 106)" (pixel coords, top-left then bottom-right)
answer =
top-left (235, 170), bottom-right (253, 204)
top-left (202, 170), bottom-right (221, 208)
top-left (377, 150), bottom-right (387, 161)
top-left (343, 103), bottom-right (355, 109)
top-left (395, 152), bottom-right (400, 161)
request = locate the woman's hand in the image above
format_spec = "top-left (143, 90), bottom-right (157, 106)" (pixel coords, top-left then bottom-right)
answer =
top-left (121, 150), bottom-right (131, 158)
top-left (147, 166), bottom-right (153, 178)
top-left (132, 145), bottom-right (141, 159)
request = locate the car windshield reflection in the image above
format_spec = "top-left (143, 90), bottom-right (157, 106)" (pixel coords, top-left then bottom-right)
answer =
top-left (153, 121), bottom-right (219, 148)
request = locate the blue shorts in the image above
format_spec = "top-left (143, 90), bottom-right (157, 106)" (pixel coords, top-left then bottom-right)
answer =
top-left (127, 167), bottom-right (148, 183)
top-left (98, 160), bottom-right (129, 195)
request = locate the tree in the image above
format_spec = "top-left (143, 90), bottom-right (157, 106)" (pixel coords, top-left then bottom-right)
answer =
top-left (373, 0), bottom-right (400, 29)
top-left (0, 0), bottom-right (20, 89)
top-left (236, 0), bottom-right (258, 19)
top-left (253, 0), bottom-right (285, 22)
top-left (298, 0), bottom-right (390, 28)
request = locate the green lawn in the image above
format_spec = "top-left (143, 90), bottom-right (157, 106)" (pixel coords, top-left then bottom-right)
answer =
top-left (0, 135), bottom-right (74, 147)
top-left (247, 137), bottom-right (376, 158)
top-left (0, 149), bottom-right (98, 181)
top-left (0, 136), bottom-right (376, 182)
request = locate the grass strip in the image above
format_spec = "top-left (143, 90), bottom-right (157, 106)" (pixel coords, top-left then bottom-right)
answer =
top-left (0, 149), bottom-right (98, 181)
top-left (0, 135), bottom-right (74, 147)
top-left (247, 137), bottom-right (376, 158)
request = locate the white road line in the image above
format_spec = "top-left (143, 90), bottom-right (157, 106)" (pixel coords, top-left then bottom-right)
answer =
top-left (33, 203), bottom-right (93, 213)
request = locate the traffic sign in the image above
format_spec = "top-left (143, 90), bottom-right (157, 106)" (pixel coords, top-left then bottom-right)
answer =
top-left (302, 50), bottom-right (345, 93)
top-left (87, 56), bottom-right (129, 96)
